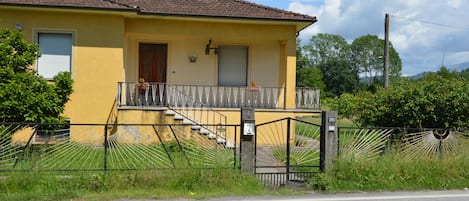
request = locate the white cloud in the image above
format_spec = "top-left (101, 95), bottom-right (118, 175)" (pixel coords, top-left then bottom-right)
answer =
top-left (446, 51), bottom-right (469, 65)
top-left (448, 0), bottom-right (462, 8)
top-left (286, 0), bottom-right (469, 75)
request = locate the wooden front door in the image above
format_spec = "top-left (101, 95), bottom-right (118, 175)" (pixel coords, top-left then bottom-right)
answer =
top-left (139, 43), bottom-right (167, 83)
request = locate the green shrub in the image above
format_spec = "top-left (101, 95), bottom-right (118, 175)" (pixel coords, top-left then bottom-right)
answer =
top-left (311, 151), bottom-right (469, 192)
top-left (331, 74), bottom-right (469, 128)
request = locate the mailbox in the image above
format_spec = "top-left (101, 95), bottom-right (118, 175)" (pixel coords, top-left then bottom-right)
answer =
top-left (328, 117), bottom-right (336, 132)
top-left (243, 119), bottom-right (255, 136)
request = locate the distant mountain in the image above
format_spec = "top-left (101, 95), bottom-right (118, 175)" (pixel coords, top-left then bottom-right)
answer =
top-left (450, 62), bottom-right (469, 72)
top-left (360, 62), bottom-right (469, 82)
top-left (407, 72), bottom-right (428, 80)
top-left (406, 62), bottom-right (469, 80)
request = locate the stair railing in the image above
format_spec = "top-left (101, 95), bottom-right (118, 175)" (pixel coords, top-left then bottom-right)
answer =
top-left (166, 85), bottom-right (228, 144)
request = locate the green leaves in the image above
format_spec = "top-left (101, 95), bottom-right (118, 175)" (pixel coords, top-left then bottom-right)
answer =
top-left (319, 59), bottom-right (359, 97)
top-left (351, 34), bottom-right (402, 87)
top-left (299, 34), bottom-right (360, 97)
top-left (332, 74), bottom-right (469, 128)
top-left (0, 27), bottom-right (40, 72)
top-left (0, 26), bottom-right (73, 123)
top-left (304, 33), bottom-right (351, 65)
top-left (296, 66), bottom-right (325, 89)
top-left (296, 39), bottom-right (326, 91)
top-left (298, 33), bottom-right (403, 97)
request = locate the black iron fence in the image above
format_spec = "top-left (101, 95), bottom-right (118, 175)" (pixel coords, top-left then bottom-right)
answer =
top-left (0, 123), bottom-right (240, 172)
top-left (9, 121), bottom-right (466, 184)
top-left (255, 117), bottom-right (322, 186)
top-left (338, 127), bottom-right (469, 160)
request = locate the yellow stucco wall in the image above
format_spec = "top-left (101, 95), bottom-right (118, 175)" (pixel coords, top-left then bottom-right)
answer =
top-left (0, 8), bottom-right (125, 125)
top-left (2, 6), bottom-right (307, 144)
top-left (125, 19), bottom-right (294, 90)
top-left (212, 109), bottom-right (320, 145)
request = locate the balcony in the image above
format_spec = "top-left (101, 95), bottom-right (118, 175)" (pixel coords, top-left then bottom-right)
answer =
top-left (116, 82), bottom-right (320, 110)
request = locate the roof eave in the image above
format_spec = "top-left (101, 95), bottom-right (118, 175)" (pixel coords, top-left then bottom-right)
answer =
top-left (297, 18), bottom-right (317, 33)
top-left (0, 2), bottom-right (317, 32)
top-left (137, 11), bottom-right (317, 32)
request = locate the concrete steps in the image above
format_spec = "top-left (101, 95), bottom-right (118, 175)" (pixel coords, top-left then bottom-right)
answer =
top-left (165, 109), bottom-right (235, 149)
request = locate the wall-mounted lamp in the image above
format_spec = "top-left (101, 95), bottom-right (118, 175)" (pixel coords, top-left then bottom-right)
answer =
top-left (205, 39), bottom-right (218, 55)
top-left (189, 55), bottom-right (197, 63)
top-left (15, 23), bottom-right (22, 31)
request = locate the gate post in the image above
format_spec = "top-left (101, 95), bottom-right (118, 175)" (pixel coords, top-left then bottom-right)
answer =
top-left (320, 111), bottom-right (338, 172)
top-left (240, 108), bottom-right (255, 175)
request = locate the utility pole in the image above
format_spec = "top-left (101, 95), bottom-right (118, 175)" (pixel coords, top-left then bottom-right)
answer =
top-left (384, 13), bottom-right (390, 88)
top-left (441, 52), bottom-right (446, 67)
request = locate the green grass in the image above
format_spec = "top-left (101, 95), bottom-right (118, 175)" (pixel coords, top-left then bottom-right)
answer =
top-left (0, 141), bottom-right (255, 201)
top-left (0, 168), bottom-right (269, 201)
top-left (310, 150), bottom-right (469, 192)
top-left (4, 140), bottom-right (235, 171)
top-left (0, 141), bottom-right (264, 201)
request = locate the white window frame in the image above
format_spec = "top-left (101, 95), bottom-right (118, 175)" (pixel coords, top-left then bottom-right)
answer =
top-left (34, 30), bottom-right (75, 80)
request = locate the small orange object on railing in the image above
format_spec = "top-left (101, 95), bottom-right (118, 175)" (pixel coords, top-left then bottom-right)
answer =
top-left (248, 81), bottom-right (260, 91)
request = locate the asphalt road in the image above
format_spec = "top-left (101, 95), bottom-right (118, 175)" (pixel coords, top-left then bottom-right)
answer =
top-left (210, 190), bottom-right (469, 201)
top-left (122, 190), bottom-right (469, 201)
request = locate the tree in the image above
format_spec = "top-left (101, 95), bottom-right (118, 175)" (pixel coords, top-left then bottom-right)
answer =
top-left (461, 68), bottom-right (469, 81)
top-left (0, 26), bottom-right (73, 123)
top-left (302, 34), bottom-right (359, 96)
top-left (304, 33), bottom-right (351, 65)
top-left (297, 67), bottom-right (325, 89)
top-left (351, 35), bottom-right (402, 86)
top-left (296, 39), bottom-right (312, 69)
top-left (296, 39), bottom-right (325, 90)
top-left (318, 59), bottom-right (359, 97)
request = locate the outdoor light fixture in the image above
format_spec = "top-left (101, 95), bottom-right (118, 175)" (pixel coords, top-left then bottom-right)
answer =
top-left (205, 39), bottom-right (218, 55)
top-left (15, 23), bottom-right (22, 31)
top-left (189, 55), bottom-right (197, 63)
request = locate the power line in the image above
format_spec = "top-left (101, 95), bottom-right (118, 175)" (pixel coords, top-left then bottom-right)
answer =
top-left (389, 14), bottom-right (469, 31)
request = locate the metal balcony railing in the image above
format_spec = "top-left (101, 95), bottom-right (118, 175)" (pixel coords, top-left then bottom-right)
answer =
top-left (295, 87), bottom-right (321, 110)
top-left (116, 82), bottom-right (320, 109)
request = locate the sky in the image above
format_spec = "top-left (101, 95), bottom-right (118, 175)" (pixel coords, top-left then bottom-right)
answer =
top-left (249, 0), bottom-right (469, 76)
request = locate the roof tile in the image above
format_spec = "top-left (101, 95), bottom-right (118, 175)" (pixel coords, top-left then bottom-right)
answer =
top-left (0, 0), bottom-right (132, 9)
top-left (0, 0), bottom-right (316, 22)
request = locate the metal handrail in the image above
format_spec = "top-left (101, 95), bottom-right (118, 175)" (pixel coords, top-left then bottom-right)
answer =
top-left (116, 82), bottom-right (229, 143)
top-left (166, 85), bottom-right (228, 143)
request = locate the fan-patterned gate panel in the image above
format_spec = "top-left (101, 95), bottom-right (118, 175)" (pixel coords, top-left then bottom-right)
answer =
top-left (255, 117), bottom-right (321, 185)
top-left (0, 123), bottom-right (236, 171)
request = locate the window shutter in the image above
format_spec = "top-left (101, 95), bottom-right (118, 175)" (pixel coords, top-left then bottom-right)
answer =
top-left (218, 45), bottom-right (248, 86)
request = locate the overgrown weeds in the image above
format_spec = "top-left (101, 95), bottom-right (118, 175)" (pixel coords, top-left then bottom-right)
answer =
top-left (311, 151), bottom-right (469, 192)
top-left (0, 168), bottom-right (264, 201)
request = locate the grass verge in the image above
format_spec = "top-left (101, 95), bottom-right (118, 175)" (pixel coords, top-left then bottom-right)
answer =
top-left (310, 151), bottom-right (469, 192)
top-left (0, 168), bottom-right (270, 201)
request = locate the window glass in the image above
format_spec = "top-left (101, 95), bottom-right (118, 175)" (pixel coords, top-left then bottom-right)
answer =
top-left (37, 33), bottom-right (72, 79)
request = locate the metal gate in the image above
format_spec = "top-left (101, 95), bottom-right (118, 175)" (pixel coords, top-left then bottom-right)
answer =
top-left (255, 117), bottom-right (321, 185)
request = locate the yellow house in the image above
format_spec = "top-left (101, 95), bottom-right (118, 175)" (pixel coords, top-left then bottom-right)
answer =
top-left (0, 0), bottom-right (320, 146)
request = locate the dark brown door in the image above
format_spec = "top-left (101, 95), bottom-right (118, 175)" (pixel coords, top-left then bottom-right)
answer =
top-left (139, 43), bottom-right (167, 83)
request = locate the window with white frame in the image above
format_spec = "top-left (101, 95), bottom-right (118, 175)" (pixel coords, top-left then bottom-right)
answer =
top-left (37, 33), bottom-right (73, 79)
